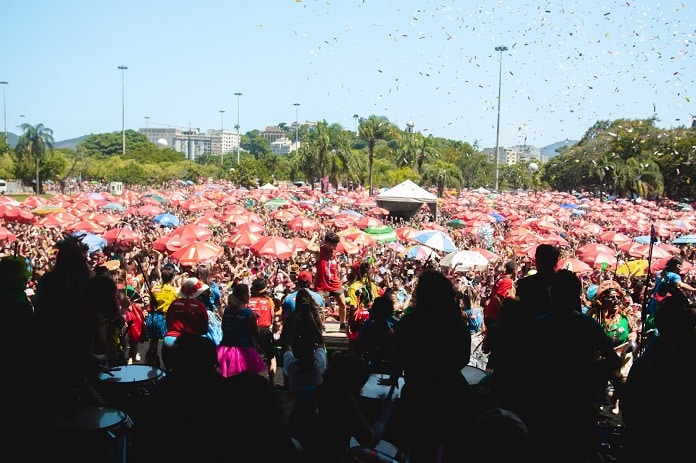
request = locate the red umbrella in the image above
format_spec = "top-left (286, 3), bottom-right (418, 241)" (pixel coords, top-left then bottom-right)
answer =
top-left (102, 228), bottom-right (142, 245)
top-left (68, 220), bottom-right (106, 234)
top-left (291, 237), bottom-right (310, 252)
top-left (579, 251), bottom-right (617, 269)
top-left (356, 216), bottom-right (382, 229)
top-left (556, 257), bottom-right (593, 275)
top-left (0, 226), bottom-right (17, 243)
top-left (227, 231), bottom-right (262, 248)
top-left (598, 230), bottom-right (633, 247)
top-left (576, 243), bottom-right (617, 260)
top-left (169, 241), bottom-right (224, 266)
top-left (136, 205), bottom-right (164, 216)
top-left (269, 209), bottom-right (295, 222)
top-left (152, 235), bottom-right (191, 253)
top-left (250, 236), bottom-right (296, 260)
top-left (170, 224), bottom-right (213, 242)
top-left (235, 222), bottom-right (265, 235)
top-left (287, 216), bottom-right (321, 232)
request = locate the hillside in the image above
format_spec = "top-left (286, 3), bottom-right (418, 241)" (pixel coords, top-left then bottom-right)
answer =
top-left (541, 140), bottom-right (577, 159)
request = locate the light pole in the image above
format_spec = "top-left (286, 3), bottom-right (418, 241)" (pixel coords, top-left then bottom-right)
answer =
top-left (118, 65), bottom-right (128, 155)
top-left (234, 92), bottom-right (242, 164)
top-left (0, 81), bottom-right (7, 142)
top-left (353, 114), bottom-right (359, 134)
top-left (219, 110), bottom-right (225, 167)
top-left (493, 46), bottom-right (507, 192)
top-left (145, 116), bottom-right (150, 129)
top-left (293, 102), bottom-right (300, 151)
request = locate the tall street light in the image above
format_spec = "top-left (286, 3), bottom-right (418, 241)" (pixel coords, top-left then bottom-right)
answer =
top-left (0, 81), bottom-right (7, 142)
top-left (493, 46), bottom-right (507, 192)
top-left (234, 92), bottom-right (242, 164)
top-left (145, 116), bottom-right (150, 129)
top-left (293, 102), bottom-right (300, 151)
top-left (353, 114), bottom-right (359, 134)
top-left (118, 65), bottom-right (128, 155)
top-left (219, 110), bottom-right (225, 167)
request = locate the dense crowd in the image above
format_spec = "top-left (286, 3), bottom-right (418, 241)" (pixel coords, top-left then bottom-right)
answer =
top-left (1, 181), bottom-right (695, 462)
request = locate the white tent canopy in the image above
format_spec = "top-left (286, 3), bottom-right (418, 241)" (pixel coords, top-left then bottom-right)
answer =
top-left (376, 180), bottom-right (438, 219)
top-left (259, 183), bottom-right (278, 190)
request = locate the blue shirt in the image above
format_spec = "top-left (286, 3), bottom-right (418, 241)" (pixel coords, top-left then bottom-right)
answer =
top-left (281, 289), bottom-right (325, 318)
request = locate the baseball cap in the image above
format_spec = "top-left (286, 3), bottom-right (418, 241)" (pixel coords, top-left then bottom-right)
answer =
top-left (298, 270), bottom-right (313, 284)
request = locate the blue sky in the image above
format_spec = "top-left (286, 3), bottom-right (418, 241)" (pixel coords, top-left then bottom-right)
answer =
top-left (2, 1), bottom-right (694, 148)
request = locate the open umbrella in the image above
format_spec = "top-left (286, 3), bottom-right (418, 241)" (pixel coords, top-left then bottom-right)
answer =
top-left (170, 224), bottom-right (213, 242)
top-left (365, 225), bottom-right (398, 243)
top-left (412, 229), bottom-right (457, 253)
top-left (286, 216), bottom-right (321, 232)
top-left (673, 234), bottom-right (696, 245)
top-left (406, 245), bottom-right (436, 261)
top-left (440, 250), bottom-right (489, 271)
top-left (227, 231), bottom-right (263, 248)
top-left (153, 213), bottom-right (181, 228)
top-left (250, 236), bottom-right (296, 260)
top-left (615, 259), bottom-right (649, 277)
top-left (556, 257), bottom-right (593, 275)
top-left (170, 241), bottom-right (224, 266)
top-left (72, 232), bottom-right (108, 254)
top-left (102, 228), bottom-right (141, 246)
top-left (152, 235), bottom-right (190, 253)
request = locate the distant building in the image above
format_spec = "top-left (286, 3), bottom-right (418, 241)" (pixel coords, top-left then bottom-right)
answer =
top-left (482, 144), bottom-right (542, 166)
top-left (139, 127), bottom-right (241, 161)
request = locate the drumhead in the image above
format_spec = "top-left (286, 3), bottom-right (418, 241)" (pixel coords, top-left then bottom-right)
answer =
top-left (98, 365), bottom-right (164, 383)
top-left (462, 365), bottom-right (487, 385)
top-left (360, 374), bottom-right (404, 399)
top-left (54, 406), bottom-right (129, 432)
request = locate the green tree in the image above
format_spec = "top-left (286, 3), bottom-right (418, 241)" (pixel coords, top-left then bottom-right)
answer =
top-left (358, 115), bottom-right (398, 196)
top-left (15, 123), bottom-right (55, 193)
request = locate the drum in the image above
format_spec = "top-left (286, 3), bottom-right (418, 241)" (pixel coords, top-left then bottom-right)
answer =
top-left (97, 365), bottom-right (165, 419)
top-left (53, 406), bottom-right (133, 463)
top-left (360, 374), bottom-right (405, 400)
top-left (462, 365), bottom-right (487, 386)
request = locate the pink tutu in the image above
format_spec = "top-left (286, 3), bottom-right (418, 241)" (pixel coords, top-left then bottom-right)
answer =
top-left (217, 345), bottom-right (267, 378)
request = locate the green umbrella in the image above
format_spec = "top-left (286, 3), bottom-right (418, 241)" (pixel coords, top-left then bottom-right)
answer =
top-left (447, 219), bottom-right (466, 229)
top-left (143, 194), bottom-right (167, 204)
top-left (365, 225), bottom-right (397, 243)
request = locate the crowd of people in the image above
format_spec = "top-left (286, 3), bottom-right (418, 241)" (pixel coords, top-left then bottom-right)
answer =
top-left (2, 181), bottom-right (696, 462)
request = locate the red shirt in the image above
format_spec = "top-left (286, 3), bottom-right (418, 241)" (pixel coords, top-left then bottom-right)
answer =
top-left (247, 296), bottom-right (274, 328)
top-left (484, 275), bottom-right (515, 324)
top-left (314, 246), bottom-right (342, 292)
top-left (165, 297), bottom-right (209, 338)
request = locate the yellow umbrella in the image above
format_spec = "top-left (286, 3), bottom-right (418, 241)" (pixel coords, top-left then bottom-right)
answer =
top-left (615, 259), bottom-right (648, 277)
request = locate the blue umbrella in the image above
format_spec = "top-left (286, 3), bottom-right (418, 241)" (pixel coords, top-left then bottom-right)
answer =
top-left (633, 235), bottom-right (658, 244)
top-left (672, 234), bottom-right (696, 245)
top-left (559, 202), bottom-right (579, 209)
top-left (488, 212), bottom-right (505, 222)
top-left (153, 213), bottom-right (181, 227)
top-left (103, 202), bottom-right (126, 211)
top-left (340, 209), bottom-right (364, 217)
top-left (72, 232), bottom-right (107, 254)
top-left (412, 230), bottom-right (458, 253)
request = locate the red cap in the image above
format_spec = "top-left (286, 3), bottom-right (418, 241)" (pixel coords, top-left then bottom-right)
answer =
top-left (298, 270), bottom-right (313, 283)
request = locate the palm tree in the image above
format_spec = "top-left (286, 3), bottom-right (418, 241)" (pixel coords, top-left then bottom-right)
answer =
top-left (15, 123), bottom-right (54, 194)
top-left (358, 115), bottom-right (395, 196)
top-left (414, 133), bottom-right (439, 174)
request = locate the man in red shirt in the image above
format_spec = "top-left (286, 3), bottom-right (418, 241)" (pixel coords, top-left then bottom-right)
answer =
top-left (248, 277), bottom-right (278, 384)
top-left (484, 260), bottom-right (517, 328)
top-left (163, 277), bottom-right (209, 371)
top-left (313, 231), bottom-right (348, 331)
